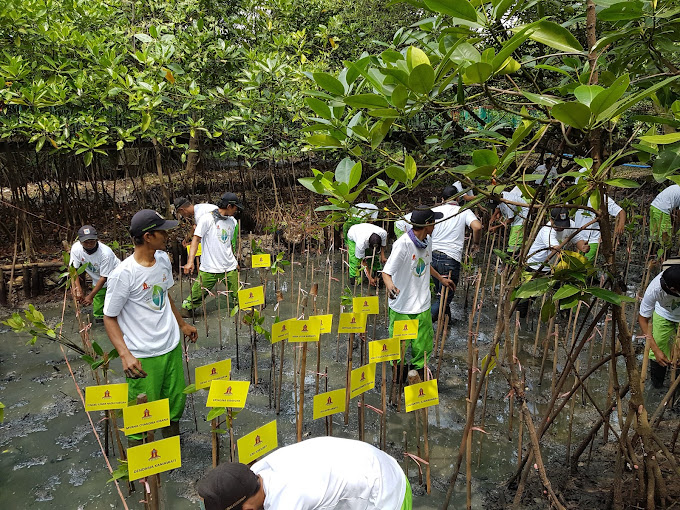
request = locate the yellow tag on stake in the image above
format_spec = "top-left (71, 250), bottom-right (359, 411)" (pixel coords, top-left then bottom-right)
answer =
top-left (350, 363), bottom-right (376, 399)
top-left (309, 314), bottom-right (333, 334)
top-left (271, 319), bottom-right (291, 344)
top-left (127, 436), bottom-right (181, 481)
top-left (252, 254), bottom-right (271, 268)
top-left (123, 398), bottom-right (170, 436)
top-left (237, 420), bottom-right (278, 464)
top-left (195, 359), bottom-right (231, 390)
top-left (368, 338), bottom-right (401, 364)
top-left (238, 286), bottom-right (265, 309)
top-left (404, 379), bottom-right (439, 413)
top-left (287, 319), bottom-right (320, 342)
top-left (206, 380), bottom-right (250, 408)
top-left (353, 296), bottom-right (379, 314)
top-left (393, 319), bottom-right (418, 339)
top-left (338, 312), bottom-right (367, 333)
top-left (313, 388), bottom-right (347, 420)
top-left (85, 383), bottom-right (128, 412)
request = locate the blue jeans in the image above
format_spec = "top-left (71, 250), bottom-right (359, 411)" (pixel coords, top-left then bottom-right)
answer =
top-left (430, 251), bottom-right (460, 323)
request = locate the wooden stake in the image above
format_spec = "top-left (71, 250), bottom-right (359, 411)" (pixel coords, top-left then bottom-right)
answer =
top-left (211, 417), bottom-right (220, 467)
top-left (137, 394), bottom-right (160, 510)
top-left (297, 342), bottom-right (307, 442)
top-left (345, 333), bottom-right (354, 425)
top-left (381, 360), bottom-right (387, 450)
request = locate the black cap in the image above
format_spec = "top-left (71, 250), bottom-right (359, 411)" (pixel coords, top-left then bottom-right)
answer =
top-left (662, 265), bottom-right (680, 289)
top-left (218, 192), bottom-right (244, 210)
top-left (173, 197), bottom-right (191, 210)
top-left (550, 207), bottom-right (571, 228)
top-left (410, 207), bottom-right (444, 227)
top-left (129, 209), bottom-right (179, 237)
top-left (197, 463), bottom-right (260, 510)
top-left (442, 185), bottom-right (458, 200)
top-left (77, 225), bottom-right (98, 241)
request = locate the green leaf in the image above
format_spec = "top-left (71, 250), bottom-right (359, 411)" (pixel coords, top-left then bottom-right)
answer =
top-left (313, 72), bottom-right (345, 96)
top-left (404, 155), bottom-right (417, 181)
top-left (551, 102), bottom-right (591, 129)
top-left (574, 85), bottom-right (604, 106)
top-left (206, 407), bottom-right (226, 421)
top-left (472, 148), bottom-right (499, 167)
top-left (590, 189), bottom-right (601, 212)
top-left (307, 134), bottom-right (343, 147)
top-left (386, 165), bottom-right (408, 183)
top-left (366, 108), bottom-right (400, 118)
top-left (639, 133), bottom-right (680, 145)
top-left (586, 287), bottom-right (635, 305)
top-left (305, 97), bottom-right (332, 120)
top-left (423, 0), bottom-right (478, 22)
top-left (653, 145), bottom-right (680, 182)
top-left (553, 284), bottom-right (580, 301)
top-left (183, 383), bottom-right (198, 394)
top-left (590, 74), bottom-right (629, 120)
top-left (83, 151), bottom-right (93, 167)
top-left (496, 57), bottom-right (521, 75)
top-left (598, 75), bottom-right (680, 122)
top-left (463, 62), bottom-right (493, 84)
top-left (141, 112), bottom-right (151, 132)
top-left (406, 46), bottom-right (430, 71)
top-left (344, 94), bottom-right (390, 109)
top-left (604, 178), bottom-right (640, 188)
top-left (598, 1), bottom-right (644, 21)
top-left (525, 21), bottom-right (584, 53)
top-left (335, 158), bottom-right (356, 185)
top-left (408, 63), bottom-right (435, 94)
top-left (391, 84), bottom-right (409, 109)
top-left (134, 33), bottom-right (154, 43)
top-left (540, 299), bottom-right (556, 323)
top-left (514, 277), bottom-right (553, 299)
top-left (492, 25), bottom-right (533, 71)
top-left (92, 342), bottom-right (104, 356)
top-left (521, 91), bottom-right (564, 107)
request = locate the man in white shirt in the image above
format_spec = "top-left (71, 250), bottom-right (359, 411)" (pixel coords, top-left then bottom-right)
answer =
top-left (70, 225), bottom-right (120, 321)
top-left (430, 185), bottom-right (482, 323)
top-left (197, 437), bottom-right (411, 510)
top-left (574, 196), bottom-right (625, 262)
top-left (181, 192), bottom-right (242, 317)
top-left (650, 185), bottom-right (680, 247)
top-left (638, 265), bottom-right (680, 388)
top-left (347, 223), bottom-right (388, 286)
top-left (526, 208), bottom-right (574, 272)
top-left (382, 208), bottom-right (455, 371)
top-left (452, 180), bottom-right (476, 202)
top-left (490, 186), bottom-right (528, 253)
top-left (103, 209), bottom-right (198, 443)
top-left (173, 196), bottom-right (219, 264)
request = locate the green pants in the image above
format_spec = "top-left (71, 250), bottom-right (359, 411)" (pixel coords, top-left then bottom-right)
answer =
top-left (650, 205), bottom-right (672, 245)
top-left (389, 308), bottom-right (433, 369)
top-left (507, 225), bottom-right (524, 253)
top-left (584, 242), bottom-right (599, 262)
top-left (182, 270), bottom-right (238, 311)
top-left (347, 239), bottom-right (383, 280)
top-left (127, 343), bottom-right (186, 441)
top-left (401, 477), bottom-right (412, 510)
top-left (651, 311), bottom-right (678, 361)
top-left (93, 287), bottom-right (107, 318)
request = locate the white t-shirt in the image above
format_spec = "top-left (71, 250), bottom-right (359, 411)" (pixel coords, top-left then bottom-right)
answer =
top-left (103, 251), bottom-right (179, 358)
top-left (453, 181), bottom-right (474, 198)
top-left (193, 203), bottom-right (218, 224)
top-left (351, 202), bottom-right (379, 221)
top-left (640, 273), bottom-right (680, 323)
top-left (394, 213), bottom-right (412, 236)
top-left (70, 241), bottom-right (120, 287)
top-left (651, 185), bottom-right (680, 214)
top-left (574, 197), bottom-right (623, 244)
top-left (347, 223), bottom-right (387, 259)
top-left (253, 437), bottom-right (405, 510)
top-left (194, 213), bottom-right (238, 273)
top-left (526, 222), bottom-right (574, 271)
top-left (382, 233), bottom-right (432, 314)
top-left (431, 203), bottom-right (478, 262)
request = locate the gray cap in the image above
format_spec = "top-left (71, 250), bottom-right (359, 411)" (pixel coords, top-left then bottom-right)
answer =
top-left (77, 225), bottom-right (98, 241)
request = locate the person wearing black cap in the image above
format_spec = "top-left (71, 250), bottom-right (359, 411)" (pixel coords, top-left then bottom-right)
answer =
top-left (346, 222), bottom-right (388, 286)
top-left (103, 209), bottom-right (198, 443)
top-left (382, 207), bottom-right (455, 371)
top-left (638, 265), bottom-right (680, 388)
top-left (181, 192), bottom-right (243, 317)
top-left (173, 197), bottom-right (218, 268)
top-left (197, 437), bottom-right (411, 510)
top-left (69, 225), bottom-right (120, 321)
top-left (525, 207), bottom-right (574, 272)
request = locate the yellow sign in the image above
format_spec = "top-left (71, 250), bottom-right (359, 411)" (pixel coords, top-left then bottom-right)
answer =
top-left (206, 380), bottom-right (250, 408)
top-left (238, 286), bottom-right (265, 309)
top-left (393, 319), bottom-right (419, 339)
top-left (353, 296), bottom-right (379, 314)
top-left (404, 379), bottom-right (439, 413)
top-left (237, 420), bottom-right (278, 464)
top-left (309, 314), bottom-right (333, 334)
top-left (287, 319), bottom-right (320, 342)
top-left (195, 359), bottom-right (231, 390)
top-left (252, 253), bottom-right (271, 268)
top-left (85, 383), bottom-right (128, 411)
top-left (123, 399), bottom-right (170, 436)
top-left (350, 363), bottom-right (376, 399)
top-left (271, 319), bottom-right (291, 344)
top-left (127, 436), bottom-right (181, 481)
top-left (338, 312), bottom-right (367, 334)
top-left (313, 388), bottom-right (347, 420)
top-left (368, 338), bottom-right (401, 364)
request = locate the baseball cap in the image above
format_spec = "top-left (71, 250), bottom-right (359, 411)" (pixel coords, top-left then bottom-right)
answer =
top-left (550, 207), bottom-right (571, 228)
top-left (77, 225), bottom-right (98, 241)
top-left (173, 197), bottom-right (191, 210)
top-left (442, 185), bottom-right (459, 200)
top-left (218, 192), bottom-right (244, 210)
top-left (129, 209), bottom-right (179, 237)
top-left (197, 463), bottom-right (260, 510)
top-left (410, 207), bottom-right (444, 227)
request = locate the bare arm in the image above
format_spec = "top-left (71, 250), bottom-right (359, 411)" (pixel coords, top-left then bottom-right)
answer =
top-left (614, 209), bottom-right (626, 237)
top-left (170, 295), bottom-right (198, 342)
top-left (83, 276), bottom-right (107, 305)
top-left (430, 265), bottom-right (455, 291)
top-left (638, 314), bottom-right (670, 366)
top-left (184, 235), bottom-right (201, 274)
top-left (382, 272), bottom-right (399, 299)
top-left (103, 315), bottom-right (147, 378)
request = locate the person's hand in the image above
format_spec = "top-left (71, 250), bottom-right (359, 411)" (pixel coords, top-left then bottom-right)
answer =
top-left (121, 353), bottom-right (147, 379)
top-left (651, 344), bottom-right (671, 367)
top-left (183, 261), bottom-right (194, 274)
top-left (72, 285), bottom-right (83, 301)
top-left (614, 223), bottom-right (625, 237)
top-left (368, 275), bottom-right (377, 287)
top-left (181, 322), bottom-right (198, 343)
top-left (470, 243), bottom-right (480, 256)
top-left (82, 293), bottom-right (94, 306)
top-left (440, 276), bottom-right (456, 292)
top-left (386, 281), bottom-right (400, 299)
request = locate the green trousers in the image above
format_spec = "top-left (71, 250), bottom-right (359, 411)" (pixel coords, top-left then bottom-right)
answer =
top-left (651, 311), bottom-right (678, 361)
top-left (182, 270), bottom-right (238, 311)
top-left (92, 287), bottom-right (107, 318)
top-left (507, 225), bottom-right (524, 253)
top-left (401, 477), bottom-right (412, 510)
top-left (347, 239), bottom-right (383, 280)
top-left (584, 242), bottom-right (599, 262)
top-left (389, 308), bottom-right (433, 369)
top-left (650, 205), bottom-right (672, 245)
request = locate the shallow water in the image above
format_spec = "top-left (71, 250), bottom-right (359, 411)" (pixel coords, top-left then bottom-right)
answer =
top-left (0, 253), bottom-right (664, 509)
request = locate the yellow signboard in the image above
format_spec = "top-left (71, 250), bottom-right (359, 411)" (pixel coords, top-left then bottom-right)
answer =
top-left (287, 319), bottom-right (320, 342)
top-left (313, 388), bottom-right (347, 420)
top-left (123, 398), bottom-right (170, 436)
top-left (338, 312), bottom-right (367, 334)
top-left (237, 420), bottom-right (278, 464)
top-left (368, 338), bottom-right (401, 364)
top-left (393, 319), bottom-right (419, 339)
top-left (127, 436), bottom-right (181, 481)
top-left (195, 359), bottom-right (231, 390)
top-left (252, 253), bottom-right (271, 268)
top-left (404, 379), bottom-right (439, 413)
top-left (85, 383), bottom-right (128, 412)
top-left (206, 380), bottom-right (250, 408)
top-left (238, 286), bottom-right (265, 309)
top-left (309, 314), bottom-right (333, 334)
top-left (271, 319), bottom-right (291, 344)
top-left (353, 296), bottom-right (379, 315)
top-left (350, 363), bottom-right (376, 399)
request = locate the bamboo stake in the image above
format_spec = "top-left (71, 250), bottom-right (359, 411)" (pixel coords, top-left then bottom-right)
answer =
top-left (228, 409), bottom-right (235, 462)
top-left (345, 333), bottom-right (354, 425)
top-left (201, 274), bottom-right (209, 338)
top-left (550, 324), bottom-right (559, 397)
top-left (217, 278), bottom-right (223, 350)
top-left (538, 315), bottom-right (556, 387)
top-left (211, 417), bottom-right (220, 467)
top-left (436, 314), bottom-right (450, 381)
top-left (381, 360), bottom-right (387, 450)
top-left (137, 394), bottom-right (160, 510)
top-left (297, 342), bottom-right (307, 443)
top-left (182, 336), bottom-right (199, 432)
top-left (532, 294), bottom-right (547, 356)
top-left (508, 312), bottom-right (520, 440)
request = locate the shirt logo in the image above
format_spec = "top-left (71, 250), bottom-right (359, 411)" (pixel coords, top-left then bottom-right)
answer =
top-left (142, 282), bottom-right (150, 290)
top-left (414, 258), bottom-right (427, 277)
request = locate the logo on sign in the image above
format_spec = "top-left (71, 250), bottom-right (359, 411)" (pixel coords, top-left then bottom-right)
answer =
top-left (351, 317), bottom-right (356, 324)
top-left (149, 449), bottom-right (159, 460)
top-left (143, 408), bottom-right (151, 418)
top-left (281, 324), bottom-right (287, 331)
top-left (403, 324), bottom-right (408, 331)
top-left (382, 344), bottom-right (388, 351)
top-left (103, 390), bottom-right (111, 399)
top-left (254, 435), bottom-right (261, 445)
top-left (419, 388), bottom-right (425, 397)
top-left (225, 386), bottom-right (233, 395)
top-left (302, 324), bottom-right (308, 332)
top-left (327, 396), bottom-right (333, 405)
top-left (360, 371), bottom-right (366, 381)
